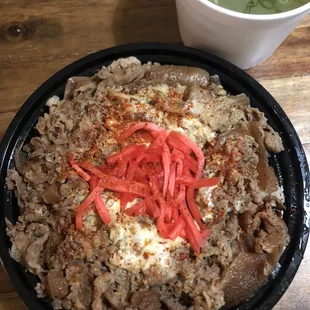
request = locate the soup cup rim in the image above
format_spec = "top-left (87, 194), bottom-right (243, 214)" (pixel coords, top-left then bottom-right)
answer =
top-left (196, 0), bottom-right (310, 20)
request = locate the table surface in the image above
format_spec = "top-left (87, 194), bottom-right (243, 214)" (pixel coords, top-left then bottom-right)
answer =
top-left (0, 1), bottom-right (309, 309)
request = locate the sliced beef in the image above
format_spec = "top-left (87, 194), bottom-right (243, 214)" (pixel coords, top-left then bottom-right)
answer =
top-left (36, 99), bottom-right (80, 146)
top-left (60, 175), bottom-right (89, 207)
top-left (145, 65), bottom-right (210, 89)
top-left (92, 272), bottom-right (126, 310)
top-left (263, 125), bottom-right (284, 153)
top-left (7, 229), bottom-right (32, 263)
top-left (47, 269), bottom-right (69, 299)
top-left (202, 132), bottom-right (260, 217)
top-left (246, 108), bottom-right (283, 154)
top-left (222, 252), bottom-right (269, 307)
top-left (7, 220), bottom-right (50, 271)
top-left (96, 57), bottom-right (152, 87)
top-left (252, 203), bottom-right (289, 256)
top-left (14, 150), bottom-right (28, 175)
top-left (43, 182), bottom-right (61, 205)
top-left (68, 270), bottom-right (94, 310)
top-left (248, 122), bottom-right (279, 193)
top-left (201, 95), bottom-right (248, 133)
top-left (64, 77), bottom-right (96, 100)
top-left (24, 231), bottom-right (50, 274)
top-left (129, 289), bottom-right (161, 310)
top-left (6, 170), bottom-right (28, 208)
top-left (27, 136), bottom-right (50, 159)
top-left (208, 75), bottom-right (227, 96)
top-left (199, 92), bottom-right (283, 157)
top-left (70, 114), bottom-right (99, 150)
top-left (239, 199), bottom-right (289, 265)
top-left (23, 203), bottom-right (49, 222)
top-left (44, 232), bottom-right (64, 269)
top-left (162, 297), bottom-right (187, 310)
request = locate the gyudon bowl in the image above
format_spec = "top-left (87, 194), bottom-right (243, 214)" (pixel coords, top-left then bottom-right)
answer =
top-left (0, 43), bottom-right (309, 310)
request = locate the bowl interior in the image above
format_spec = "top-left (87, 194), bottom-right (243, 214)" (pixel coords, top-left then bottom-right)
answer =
top-left (0, 43), bottom-right (309, 310)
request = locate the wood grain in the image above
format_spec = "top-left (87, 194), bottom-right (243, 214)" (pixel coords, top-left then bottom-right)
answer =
top-left (258, 76), bottom-right (310, 145)
top-left (0, 0), bottom-right (180, 113)
top-left (247, 27), bottom-right (310, 79)
top-left (0, 268), bottom-right (15, 294)
top-left (0, 111), bottom-right (16, 140)
top-left (297, 14), bottom-right (310, 28)
top-left (0, 292), bottom-right (27, 310)
top-left (0, 1), bottom-right (309, 310)
top-left (275, 246), bottom-right (310, 310)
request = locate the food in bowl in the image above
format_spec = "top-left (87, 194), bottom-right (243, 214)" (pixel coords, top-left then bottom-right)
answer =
top-left (6, 57), bottom-right (289, 310)
top-left (208, 0), bottom-right (310, 14)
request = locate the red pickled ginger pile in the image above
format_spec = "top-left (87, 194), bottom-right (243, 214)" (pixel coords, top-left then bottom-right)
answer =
top-left (68, 122), bottom-right (219, 254)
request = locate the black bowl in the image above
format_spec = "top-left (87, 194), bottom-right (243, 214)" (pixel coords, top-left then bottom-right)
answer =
top-left (0, 43), bottom-right (309, 310)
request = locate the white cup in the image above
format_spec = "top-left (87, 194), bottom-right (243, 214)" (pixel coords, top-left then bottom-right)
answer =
top-left (176, 0), bottom-right (310, 69)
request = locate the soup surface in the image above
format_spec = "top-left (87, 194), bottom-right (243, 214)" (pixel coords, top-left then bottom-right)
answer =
top-left (209, 0), bottom-right (309, 14)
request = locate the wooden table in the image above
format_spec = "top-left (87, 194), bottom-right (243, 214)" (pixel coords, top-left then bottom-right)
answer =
top-left (0, 1), bottom-right (309, 309)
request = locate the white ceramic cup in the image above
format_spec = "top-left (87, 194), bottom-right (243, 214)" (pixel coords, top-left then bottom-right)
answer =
top-left (175, 0), bottom-right (310, 69)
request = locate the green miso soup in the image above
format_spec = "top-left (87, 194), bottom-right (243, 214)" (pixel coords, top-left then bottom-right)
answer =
top-left (208, 0), bottom-right (309, 14)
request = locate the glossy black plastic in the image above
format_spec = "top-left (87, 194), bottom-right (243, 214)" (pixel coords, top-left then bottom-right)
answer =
top-left (0, 43), bottom-right (309, 310)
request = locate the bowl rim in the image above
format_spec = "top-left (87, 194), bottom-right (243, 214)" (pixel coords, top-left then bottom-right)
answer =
top-left (0, 42), bottom-right (309, 310)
